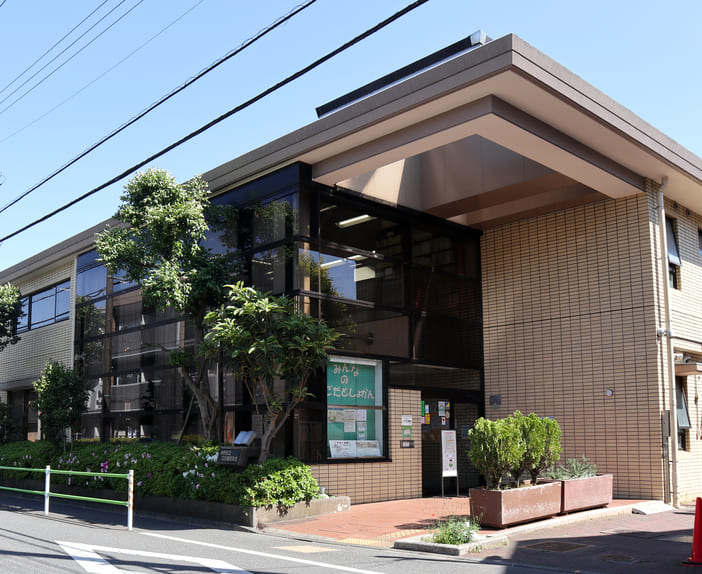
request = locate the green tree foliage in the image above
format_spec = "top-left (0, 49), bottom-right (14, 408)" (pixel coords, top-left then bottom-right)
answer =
top-left (204, 282), bottom-right (338, 463)
top-left (95, 169), bottom-right (240, 439)
top-left (468, 416), bottom-right (525, 489)
top-left (0, 282), bottom-right (23, 352)
top-left (33, 362), bottom-right (90, 448)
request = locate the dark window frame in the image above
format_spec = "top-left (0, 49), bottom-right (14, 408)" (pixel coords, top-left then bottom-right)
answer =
top-left (676, 377), bottom-right (691, 451)
top-left (16, 280), bottom-right (71, 333)
top-left (667, 218), bottom-right (681, 290)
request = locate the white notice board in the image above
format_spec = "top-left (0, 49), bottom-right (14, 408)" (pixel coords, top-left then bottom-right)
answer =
top-left (441, 430), bottom-right (458, 477)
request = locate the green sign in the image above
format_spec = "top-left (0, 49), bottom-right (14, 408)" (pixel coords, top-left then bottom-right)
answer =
top-left (327, 361), bottom-right (376, 406)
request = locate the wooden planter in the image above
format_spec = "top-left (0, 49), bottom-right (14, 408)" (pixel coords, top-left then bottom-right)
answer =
top-left (469, 481), bottom-right (562, 528)
top-left (541, 474), bottom-right (613, 513)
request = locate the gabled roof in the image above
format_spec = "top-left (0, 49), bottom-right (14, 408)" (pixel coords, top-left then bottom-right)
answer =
top-left (205, 33), bottom-right (702, 228)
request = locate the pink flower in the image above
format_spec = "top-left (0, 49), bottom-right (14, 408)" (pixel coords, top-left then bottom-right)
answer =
top-left (196, 484), bottom-right (200, 489)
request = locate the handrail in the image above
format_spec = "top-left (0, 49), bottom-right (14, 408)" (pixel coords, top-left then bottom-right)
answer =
top-left (0, 465), bottom-right (134, 530)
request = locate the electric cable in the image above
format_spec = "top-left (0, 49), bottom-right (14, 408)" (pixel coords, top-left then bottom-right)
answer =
top-left (0, 0), bottom-right (205, 145)
top-left (0, 0), bottom-right (142, 114)
top-left (0, 0), bottom-right (317, 215)
top-left (0, 0), bottom-right (430, 246)
top-left (0, 0), bottom-right (111, 97)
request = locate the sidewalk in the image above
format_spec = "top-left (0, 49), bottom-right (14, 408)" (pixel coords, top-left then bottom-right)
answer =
top-left (265, 497), bottom-right (698, 573)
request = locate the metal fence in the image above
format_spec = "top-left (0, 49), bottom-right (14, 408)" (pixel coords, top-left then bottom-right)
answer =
top-left (0, 465), bottom-right (134, 530)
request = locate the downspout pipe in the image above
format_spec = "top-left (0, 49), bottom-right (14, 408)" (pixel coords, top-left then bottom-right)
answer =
top-left (657, 176), bottom-right (679, 507)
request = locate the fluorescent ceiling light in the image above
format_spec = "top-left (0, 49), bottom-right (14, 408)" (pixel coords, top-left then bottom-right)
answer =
top-left (336, 214), bottom-right (376, 228)
top-left (320, 259), bottom-right (346, 269)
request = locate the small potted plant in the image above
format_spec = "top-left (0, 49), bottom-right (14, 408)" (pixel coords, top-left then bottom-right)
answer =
top-left (468, 412), bottom-right (563, 528)
top-left (541, 456), bottom-right (613, 513)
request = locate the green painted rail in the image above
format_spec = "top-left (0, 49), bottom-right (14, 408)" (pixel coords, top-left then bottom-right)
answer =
top-left (0, 465), bottom-right (134, 530)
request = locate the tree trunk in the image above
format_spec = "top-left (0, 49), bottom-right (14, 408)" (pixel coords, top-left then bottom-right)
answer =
top-left (257, 413), bottom-right (278, 464)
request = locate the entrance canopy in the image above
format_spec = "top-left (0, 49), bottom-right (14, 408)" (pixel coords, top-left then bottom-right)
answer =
top-left (206, 33), bottom-right (702, 229)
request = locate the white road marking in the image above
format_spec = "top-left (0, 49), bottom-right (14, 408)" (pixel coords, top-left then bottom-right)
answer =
top-left (143, 532), bottom-right (384, 574)
top-left (56, 540), bottom-right (250, 573)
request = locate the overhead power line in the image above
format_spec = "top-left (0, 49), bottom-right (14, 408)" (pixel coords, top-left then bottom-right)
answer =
top-left (0, 0), bottom-right (205, 145)
top-left (0, 0), bottom-right (317, 216)
top-left (0, 0), bottom-right (144, 115)
top-left (0, 0), bottom-right (430, 246)
top-left (0, 0), bottom-right (111, 97)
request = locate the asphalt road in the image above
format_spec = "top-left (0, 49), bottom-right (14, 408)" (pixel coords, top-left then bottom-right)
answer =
top-left (0, 491), bottom-right (580, 574)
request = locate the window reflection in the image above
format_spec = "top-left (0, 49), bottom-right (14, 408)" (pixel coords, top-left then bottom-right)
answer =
top-left (17, 280), bottom-right (70, 332)
top-left (298, 247), bottom-right (402, 308)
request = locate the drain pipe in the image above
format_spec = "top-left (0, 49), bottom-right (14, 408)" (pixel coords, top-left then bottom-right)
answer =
top-left (656, 176), bottom-right (679, 507)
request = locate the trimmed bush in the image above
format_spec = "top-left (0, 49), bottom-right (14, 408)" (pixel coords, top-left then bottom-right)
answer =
top-left (468, 411), bottom-right (561, 489)
top-left (0, 441), bottom-right (319, 508)
top-left (468, 417), bottom-right (524, 489)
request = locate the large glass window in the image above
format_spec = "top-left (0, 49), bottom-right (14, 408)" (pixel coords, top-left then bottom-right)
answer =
top-left (299, 247), bottom-right (403, 308)
top-left (17, 280), bottom-right (70, 333)
top-left (326, 356), bottom-right (384, 459)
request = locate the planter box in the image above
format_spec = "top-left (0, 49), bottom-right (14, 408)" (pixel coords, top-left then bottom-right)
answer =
top-left (541, 474), bottom-right (613, 513)
top-left (137, 494), bottom-right (351, 527)
top-left (469, 481), bottom-right (562, 528)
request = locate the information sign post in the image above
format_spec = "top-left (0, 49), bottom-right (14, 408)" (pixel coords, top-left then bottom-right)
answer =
top-left (441, 430), bottom-right (459, 497)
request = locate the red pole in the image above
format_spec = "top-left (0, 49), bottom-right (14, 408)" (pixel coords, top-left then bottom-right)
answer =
top-left (684, 497), bottom-right (702, 567)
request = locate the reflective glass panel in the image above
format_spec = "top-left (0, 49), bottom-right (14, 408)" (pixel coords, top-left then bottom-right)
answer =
top-left (77, 265), bottom-right (107, 300)
top-left (30, 289), bottom-right (56, 328)
top-left (16, 297), bottom-right (29, 333)
top-left (298, 247), bottom-right (403, 308)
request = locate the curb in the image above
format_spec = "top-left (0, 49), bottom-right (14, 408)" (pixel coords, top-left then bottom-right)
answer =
top-left (393, 503), bottom-right (640, 556)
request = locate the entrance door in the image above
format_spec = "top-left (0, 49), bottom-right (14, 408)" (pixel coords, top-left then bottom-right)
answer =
top-left (421, 397), bottom-right (481, 496)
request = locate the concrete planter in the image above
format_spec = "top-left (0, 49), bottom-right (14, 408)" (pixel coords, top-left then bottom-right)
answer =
top-left (541, 474), bottom-right (613, 513)
top-left (469, 481), bottom-right (562, 528)
top-left (137, 494), bottom-right (351, 527)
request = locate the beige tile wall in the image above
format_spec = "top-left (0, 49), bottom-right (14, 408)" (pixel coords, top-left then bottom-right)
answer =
top-left (0, 260), bottom-right (74, 387)
top-left (310, 387), bottom-right (422, 504)
top-left (658, 194), bottom-right (702, 502)
top-left (482, 192), bottom-right (667, 499)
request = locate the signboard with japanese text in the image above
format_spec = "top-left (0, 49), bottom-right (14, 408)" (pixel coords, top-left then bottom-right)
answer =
top-left (441, 430), bottom-right (458, 477)
top-left (327, 357), bottom-right (383, 458)
top-left (327, 360), bottom-right (377, 406)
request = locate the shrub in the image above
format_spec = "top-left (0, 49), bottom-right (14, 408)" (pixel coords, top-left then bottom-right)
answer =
top-left (234, 457), bottom-right (320, 508)
top-left (529, 416), bottom-right (561, 483)
top-left (468, 411), bottom-right (561, 489)
top-left (468, 417), bottom-right (524, 489)
top-left (0, 441), bottom-right (318, 508)
top-left (509, 411), bottom-right (561, 485)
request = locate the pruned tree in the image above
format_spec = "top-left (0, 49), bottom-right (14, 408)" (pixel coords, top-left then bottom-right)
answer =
top-left (0, 282), bottom-right (23, 352)
top-left (33, 361), bottom-right (90, 449)
top-left (95, 169), bottom-right (240, 440)
top-left (204, 282), bottom-right (337, 463)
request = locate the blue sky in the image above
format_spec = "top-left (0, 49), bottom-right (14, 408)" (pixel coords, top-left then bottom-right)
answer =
top-left (0, 0), bottom-right (700, 270)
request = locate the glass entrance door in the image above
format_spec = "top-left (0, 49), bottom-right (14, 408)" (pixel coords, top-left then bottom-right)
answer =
top-left (421, 397), bottom-right (481, 496)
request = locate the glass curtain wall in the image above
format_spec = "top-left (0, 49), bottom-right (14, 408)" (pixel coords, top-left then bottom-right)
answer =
top-left (74, 250), bottom-right (195, 441)
top-left (211, 163), bottom-right (482, 463)
top-left (75, 163), bottom-right (483, 453)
